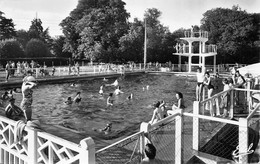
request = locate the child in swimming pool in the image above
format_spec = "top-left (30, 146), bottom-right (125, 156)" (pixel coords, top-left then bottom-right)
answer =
top-left (65, 97), bottom-right (73, 105)
top-left (114, 86), bottom-right (124, 95)
top-left (107, 93), bottom-right (114, 106)
top-left (99, 85), bottom-right (104, 95)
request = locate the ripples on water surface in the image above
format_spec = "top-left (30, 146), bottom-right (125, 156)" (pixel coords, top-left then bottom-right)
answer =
top-left (2, 74), bottom-right (202, 148)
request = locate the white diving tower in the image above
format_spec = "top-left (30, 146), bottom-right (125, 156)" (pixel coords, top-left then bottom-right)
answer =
top-left (173, 30), bottom-right (217, 73)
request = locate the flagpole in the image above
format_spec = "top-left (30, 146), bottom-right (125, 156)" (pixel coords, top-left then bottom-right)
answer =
top-left (144, 18), bottom-right (147, 70)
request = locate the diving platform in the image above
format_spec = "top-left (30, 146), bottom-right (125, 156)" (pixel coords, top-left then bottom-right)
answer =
top-left (173, 30), bottom-right (217, 73)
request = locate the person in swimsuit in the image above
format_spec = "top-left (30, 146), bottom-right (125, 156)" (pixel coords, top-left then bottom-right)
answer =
top-left (149, 101), bottom-right (163, 124)
top-left (5, 98), bottom-right (24, 120)
top-left (20, 76), bottom-right (37, 121)
top-left (114, 86), bottom-right (124, 95)
top-left (65, 97), bottom-right (73, 105)
top-left (167, 92), bottom-right (185, 115)
top-left (203, 72), bottom-right (215, 116)
top-left (196, 67), bottom-right (205, 101)
top-left (99, 85), bottom-right (104, 95)
top-left (107, 93), bottom-right (114, 106)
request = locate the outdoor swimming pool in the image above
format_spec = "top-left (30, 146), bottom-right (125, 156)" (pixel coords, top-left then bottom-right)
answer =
top-left (0, 73), bottom-right (221, 149)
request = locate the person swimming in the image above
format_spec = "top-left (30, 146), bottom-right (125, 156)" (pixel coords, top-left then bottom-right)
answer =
top-left (107, 93), bottom-right (114, 106)
top-left (99, 85), bottom-right (104, 95)
top-left (93, 123), bottom-right (112, 135)
top-left (73, 92), bottom-right (82, 103)
top-left (127, 93), bottom-right (133, 100)
top-left (106, 79), bottom-right (118, 87)
top-left (65, 97), bottom-right (73, 105)
top-left (114, 86), bottom-right (123, 95)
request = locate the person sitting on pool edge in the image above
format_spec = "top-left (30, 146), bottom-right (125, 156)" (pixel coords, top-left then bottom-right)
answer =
top-left (167, 92), bottom-right (185, 116)
top-left (140, 143), bottom-right (158, 164)
top-left (73, 92), bottom-right (82, 103)
top-left (107, 93), bottom-right (114, 106)
top-left (149, 101), bottom-right (163, 124)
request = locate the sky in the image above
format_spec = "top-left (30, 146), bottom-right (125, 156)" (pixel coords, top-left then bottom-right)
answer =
top-left (0, 0), bottom-right (259, 37)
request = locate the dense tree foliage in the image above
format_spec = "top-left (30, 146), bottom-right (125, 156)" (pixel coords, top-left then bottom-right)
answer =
top-left (201, 6), bottom-right (259, 63)
top-left (0, 11), bottom-right (16, 40)
top-left (60, 0), bottom-right (130, 61)
top-left (0, 39), bottom-right (24, 58)
top-left (144, 8), bottom-right (175, 63)
top-left (25, 39), bottom-right (49, 58)
top-left (119, 18), bottom-right (144, 62)
top-left (52, 36), bottom-right (72, 58)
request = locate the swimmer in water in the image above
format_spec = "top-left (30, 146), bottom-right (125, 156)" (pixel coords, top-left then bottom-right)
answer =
top-left (99, 85), bottom-right (104, 95)
top-left (106, 79), bottom-right (118, 87)
top-left (114, 86), bottom-right (123, 95)
top-left (93, 123), bottom-right (112, 135)
top-left (127, 93), bottom-right (133, 100)
top-left (65, 97), bottom-right (73, 105)
top-left (107, 93), bottom-right (114, 106)
top-left (73, 92), bottom-right (82, 103)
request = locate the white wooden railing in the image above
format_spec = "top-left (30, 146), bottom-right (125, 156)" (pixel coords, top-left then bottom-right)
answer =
top-left (0, 115), bottom-right (95, 164)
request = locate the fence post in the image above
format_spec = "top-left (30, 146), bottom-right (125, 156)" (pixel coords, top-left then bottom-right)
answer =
top-left (230, 89), bottom-right (234, 118)
top-left (246, 80), bottom-right (251, 113)
top-left (140, 122), bottom-right (150, 158)
top-left (35, 68), bottom-right (38, 78)
top-left (238, 118), bottom-right (248, 163)
top-left (193, 101), bottom-right (200, 151)
top-left (27, 128), bottom-right (38, 164)
top-left (79, 137), bottom-right (95, 164)
top-left (175, 109), bottom-right (183, 164)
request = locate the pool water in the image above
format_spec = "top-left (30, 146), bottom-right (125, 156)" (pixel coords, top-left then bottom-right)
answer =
top-left (1, 74), bottom-right (221, 148)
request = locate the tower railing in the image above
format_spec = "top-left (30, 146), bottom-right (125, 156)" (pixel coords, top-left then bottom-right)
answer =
top-left (184, 30), bottom-right (209, 38)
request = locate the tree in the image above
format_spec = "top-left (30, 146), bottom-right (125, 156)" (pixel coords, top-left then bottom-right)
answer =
top-left (0, 39), bottom-right (24, 58)
top-left (119, 18), bottom-right (144, 62)
top-left (144, 8), bottom-right (171, 62)
top-left (200, 6), bottom-right (258, 63)
top-left (0, 11), bottom-right (16, 40)
top-left (25, 39), bottom-right (49, 58)
top-left (60, 0), bottom-right (130, 62)
top-left (52, 36), bottom-right (72, 58)
top-left (16, 29), bottom-right (30, 49)
top-left (28, 18), bottom-right (52, 46)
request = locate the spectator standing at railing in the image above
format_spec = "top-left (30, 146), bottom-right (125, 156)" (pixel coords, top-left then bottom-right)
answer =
top-left (196, 67), bottom-right (205, 101)
top-left (17, 61), bottom-right (21, 76)
top-left (75, 62), bottom-right (80, 76)
top-left (11, 61), bottom-right (15, 77)
top-left (5, 61), bottom-right (11, 82)
top-left (233, 70), bottom-right (246, 106)
top-left (220, 78), bottom-right (231, 117)
top-left (51, 66), bottom-right (55, 76)
top-left (204, 72), bottom-right (215, 116)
